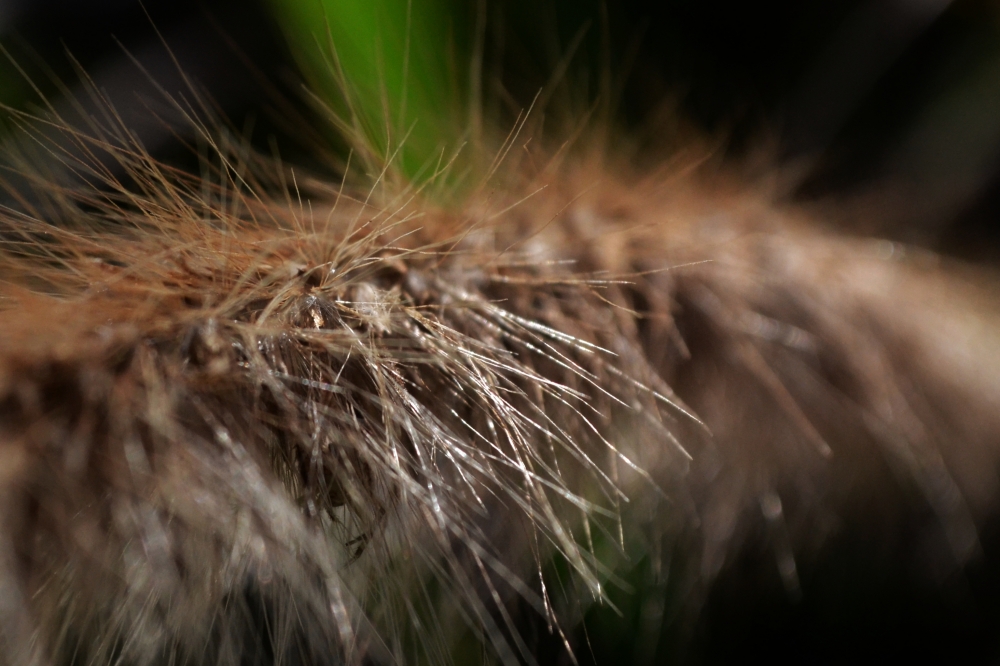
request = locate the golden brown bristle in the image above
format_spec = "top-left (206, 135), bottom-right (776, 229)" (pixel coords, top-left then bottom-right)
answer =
top-left (1, 97), bottom-right (999, 665)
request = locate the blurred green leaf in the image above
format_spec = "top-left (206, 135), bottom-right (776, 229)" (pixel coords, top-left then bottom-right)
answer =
top-left (268, 0), bottom-right (467, 181)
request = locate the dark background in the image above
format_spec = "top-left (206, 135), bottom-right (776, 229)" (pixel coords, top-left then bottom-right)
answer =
top-left (2, 0), bottom-right (999, 260)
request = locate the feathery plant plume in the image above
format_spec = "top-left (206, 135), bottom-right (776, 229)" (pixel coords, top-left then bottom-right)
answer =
top-left (1, 6), bottom-right (1000, 666)
top-left (0, 41), bottom-right (696, 664)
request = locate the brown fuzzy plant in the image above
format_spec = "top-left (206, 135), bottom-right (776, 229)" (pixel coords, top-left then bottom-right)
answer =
top-left (1, 66), bottom-right (1000, 666)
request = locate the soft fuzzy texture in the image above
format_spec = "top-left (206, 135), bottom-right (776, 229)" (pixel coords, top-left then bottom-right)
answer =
top-left (1, 106), bottom-right (1000, 665)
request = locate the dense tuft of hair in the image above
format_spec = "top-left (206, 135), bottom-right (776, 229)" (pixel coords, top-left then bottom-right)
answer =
top-left (1, 89), bottom-right (1000, 665)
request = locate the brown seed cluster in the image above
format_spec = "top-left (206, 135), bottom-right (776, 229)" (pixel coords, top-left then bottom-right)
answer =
top-left (0, 111), bottom-right (999, 664)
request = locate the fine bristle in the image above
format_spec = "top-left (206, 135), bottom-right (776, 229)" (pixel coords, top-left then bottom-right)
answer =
top-left (1, 78), bottom-right (1000, 665)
